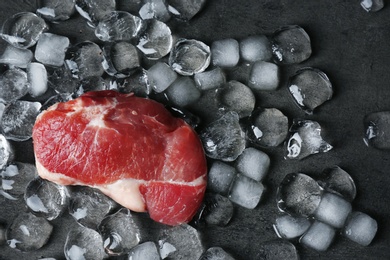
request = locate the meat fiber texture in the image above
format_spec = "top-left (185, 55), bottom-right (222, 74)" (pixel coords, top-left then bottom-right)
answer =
top-left (32, 90), bottom-right (207, 226)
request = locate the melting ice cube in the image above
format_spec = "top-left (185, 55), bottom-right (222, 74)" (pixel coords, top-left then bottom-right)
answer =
top-left (235, 147), bottom-right (270, 182)
top-left (228, 174), bottom-right (264, 209)
top-left (211, 38), bottom-right (240, 68)
top-left (195, 193), bottom-right (234, 227)
top-left (194, 67), bottom-right (226, 91)
top-left (0, 134), bottom-right (14, 171)
top-left (139, 0), bottom-right (171, 22)
top-left (207, 161), bottom-right (237, 195)
top-left (199, 247), bottom-right (235, 260)
top-left (248, 61), bottom-right (280, 91)
top-left (363, 111), bottom-right (390, 149)
top-left (255, 239), bottom-right (299, 260)
top-left (35, 33), bottom-right (70, 67)
top-left (128, 241), bottom-right (160, 260)
top-left (361, 0), bottom-right (384, 12)
top-left (1, 162), bottom-right (37, 199)
top-left (165, 76), bottom-right (201, 107)
top-left (0, 68), bottom-right (30, 103)
top-left (147, 62), bottom-right (178, 93)
top-left (75, 0), bottom-right (116, 26)
top-left (299, 221), bottom-right (336, 252)
top-left (64, 226), bottom-right (105, 260)
top-left (239, 35), bottom-right (273, 62)
top-left (273, 214), bottom-right (311, 239)
top-left (343, 211), bottom-right (377, 246)
top-left (168, 0), bottom-right (207, 21)
top-left (0, 44), bottom-right (33, 68)
top-left (27, 62), bottom-right (48, 97)
top-left (37, 0), bottom-right (76, 21)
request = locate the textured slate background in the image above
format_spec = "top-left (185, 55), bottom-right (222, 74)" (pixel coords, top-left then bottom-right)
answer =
top-left (1, 0), bottom-right (390, 259)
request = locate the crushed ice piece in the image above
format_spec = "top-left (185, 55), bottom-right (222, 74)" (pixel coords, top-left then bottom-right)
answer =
top-left (147, 62), bottom-right (178, 93)
top-left (0, 12), bottom-right (48, 49)
top-left (136, 19), bottom-right (173, 60)
top-left (343, 211), bottom-right (377, 246)
top-left (47, 65), bottom-right (79, 94)
top-left (195, 193), bottom-right (234, 227)
top-left (277, 173), bottom-right (323, 217)
top-left (299, 221), bottom-right (335, 252)
top-left (271, 25), bottom-right (312, 65)
top-left (211, 38), bottom-right (240, 68)
top-left (6, 212), bottom-right (53, 251)
top-left (27, 62), bottom-right (48, 97)
top-left (115, 69), bottom-right (151, 97)
top-left (165, 76), bottom-right (201, 107)
top-left (128, 241), bottom-right (160, 260)
top-left (318, 166), bottom-right (357, 202)
top-left (64, 226), bottom-right (105, 260)
top-left (0, 100), bottom-right (42, 141)
top-left (228, 173), bottom-right (264, 209)
top-left (167, 0), bottom-right (207, 20)
top-left (363, 111), bottom-right (390, 149)
top-left (139, 0), bottom-right (171, 22)
top-left (37, 0), bottom-right (76, 21)
top-left (248, 61), bottom-right (280, 91)
top-left (0, 44), bottom-right (33, 68)
top-left (285, 119), bottom-right (333, 160)
top-left (200, 111), bottom-right (246, 161)
top-left (0, 134), bottom-right (14, 171)
top-left (199, 246), bottom-right (235, 260)
top-left (169, 38), bottom-right (211, 76)
top-left (207, 161), bottom-right (236, 195)
top-left (239, 35), bottom-right (273, 62)
top-left (313, 192), bottom-right (352, 228)
top-left (35, 33), bottom-right (70, 67)
top-left (246, 107), bottom-right (289, 147)
top-left (0, 68), bottom-right (30, 103)
top-left (288, 67), bottom-right (333, 114)
top-left (254, 239), bottom-right (299, 260)
top-left (1, 162), bottom-right (37, 199)
top-left (194, 67), bottom-right (226, 91)
top-left (24, 178), bottom-right (70, 220)
top-left (361, 0), bottom-right (384, 12)
top-left (235, 147), bottom-right (270, 182)
top-left (75, 0), bottom-right (116, 26)
top-left (273, 214), bottom-right (311, 239)
top-left (95, 11), bottom-right (145, 42)
top-left (216, 80), bottom-right (256, 118)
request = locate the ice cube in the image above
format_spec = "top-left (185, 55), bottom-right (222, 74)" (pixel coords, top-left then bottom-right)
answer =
top-left (64, 226), bottom-right (105, 260)
top-left (0, 134), bottom-right (14, 171)
top-left (288, 68), bottom-right (333, 114)
top-left (363, 111), bottom-right (390, 149)
top-left (196, 193), bottom-right (234, 226)
top-left (35, 33), bottom-right (70, 67)
top-left (277, 173), bottom-right (322, 217)
top-left (285, 119), bottom-right (333, 160)
top-left (158, 224), bottom-right (204, 260)
top-left (127, 241), bottom-right (160, 260)
top-left (0, 12), bottom-right (48, 49)
top-left (137, 19), bottom-right (173, 60)
top-left (239, 35), bottom-right (272, 62)
top-left (0, 44), bottom-right (33, 68)
top-left (211, 38), bottom-right (240, 68)
top-left (200, 111), bottom-right (246, 161)
top-left (47, 65), bottom-right (79, 94)
top-left (169, 39), bottom-right (211, 76)
top-left (194, 67), bottom-right (226, 91)
top-left (361, 0), bottom-right (384, 12)
top-left (207, 161), bottom-right (237, 195)
top-left (314, 192), bottom-right (352, 228)
top-left (139, 0), bottom-right (171, 22)
top-left (0, 100), bottom-right (42, 141)
top-left (228, 174), bottom-right (264, 209)
top-left (168, 0), bottom-right (207, 20)
top-left (272, 25), bottom-right (312, 65)
top-left (216, 80), bottom-right (255, 118)
top-left (116, 69), bottom-right (151, 97)
top-left (37, 0), bottom-right (76, 21)
top-left (188, 88), bottom-right (224, 124)
top-left (248, 61), bottom-right (280, 91)
top-left (300, 221), bottom-right (336, 251)
top-left (165, 76), bottom-right (201, 107)
top-left (95, 11), bottom-right (145, 42)
top-left (74, 76), bottom-right (108, 97)
top-left (1, 162), bottom-right (37, 199)
top-left (255, 239), bottom-right (299, 260)
top-left (75, 0), bottom-right (116, 26)
top-left (147, 62), bottom-right (178, 93)
top-left (40, 93), bottom-right (73, 112)
top-left (318, 166), bottom-right (357, 201)
top-left (27, 62), bottom-right (48, 97)
top-left (0, 68), bottom-right (30, 103)
top-left (226, 62), bottom-right (252, 84)
top-left (343, 211), bottom-right (377, 246)
top-left (199, 247), bottom-right (235, 260)
top-left (235, 147), bottom-right (270, 182)
top-left (246, 107), bottom-right (289, 147)
top-left (6, 212), bottom-right (53, 251)
top-left (273, 214), bottom-right (311, 239)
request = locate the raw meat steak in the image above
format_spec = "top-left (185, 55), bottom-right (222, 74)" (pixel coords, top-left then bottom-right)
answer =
top-left (32, 90), bottom-right (207, 225)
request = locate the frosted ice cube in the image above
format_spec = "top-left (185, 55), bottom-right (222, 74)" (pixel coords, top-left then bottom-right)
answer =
top-left (147, 62), bottom-right (178, 93)
top-left (35, 33), bottom-right (70, 67)
top-left (139, 0), bottom-right (171, 22)
top-left (0, 68), bottom-right (30, 103)
top-left (75, 0), bottom-right (116, 26)
top-left (273, 214), bottom-right (311, 239)
top-left (211, 38), bottom-right (240, 68)
top-left (248, 61), bottom-right (280, 91)
top-left (64, 226), bottom-right (105, 260)
top-left (0, 44), bottom-right (33, 68)
top-left (272, 25), bottom-right (312, 65)
top-left (216, 80), bottom-right (255, 118)
top-left (196, 193), bottom-right (234, 226)
top-left (169, 39), bottom-right (211, 76)
top-left (1, 162), bottom-right (37, 199)
top-left (239, 35), bottom-right (273, 62)
top-left (168, 0), bottom-right (207, 20)
top-left (228, 174), bottom-right (264, 209)
top-left (37, 0), bottom-right (76, 21)
top-left (165, 76), bottom-right (201, 107)
top-left (199, 247), bottom-right (235, 260)
top-left (300, 221), bottom-right (335, 251)
top-left (361, 0), bottom-right (384, 12)
top-left (318, 166), bottom-right (357, 201)
top-left (363, 111), bottom-right (390, 149)
top-left (194, 67), bottom-right (226, 91)
top-left (343, 211), bottom-right (377, 246)
top-left (207, 161), bottom-right (237, 195)
top-left (0, 134), bottom-right (14, 171)
top-left (6, 212), bottom-right (53, 251)
top-left (128, 241), bottom-right (160, 260)
top-left (277, 173), bottom-right (322, 217)
top-left (200, 111), bottom-right (246, 161)
top-left (255, 240), bottom-right (299, 260)
top-left (314, 192), bottom-right (352, 228)
top-left (27, 62), bottom-right (48, 97)
top-left (0, 12), bottom-right (48, 49)
top-left (285, 119), bottom-right (333, 160)
top-left (47, 65), bottom-right (79, 94)
top-left (235, 147), bottom-right (270, 182)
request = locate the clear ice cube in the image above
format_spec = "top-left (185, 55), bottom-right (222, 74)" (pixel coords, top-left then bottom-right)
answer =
top-left (116, 69), bottom-right (151, 97)
top-left (0, 12), bottom-right (48, 49)
top-left (98, 208), bottom-right (141, 256)
top-left (169, 39), bottom-right (211, 76)
top-left (27, 62), bottom-right (48, 97)
top-left (277, 173), bottom-right (322, 217)
top-left (165, 76), bottom-right (201, 107)
top-left (248, 61), bottom-right (280, 91)
top-left (200, 111), bottom-right (246, 161)
top-left (228, 174), bottom-right (264, 209)
top-left (147, 62), bottom-right (178, 93)
top-left (6, 212), bottom-right (53, 251)
top-left (0, 134), bottom-right (14, 170)
top-left (37, 0), bottom-right (76, 21)
top-left (1, 162), bottom-right (37, 200)
top-left (299, 221), bottom-right (335, 252)
top-left (288, 67), bottom-right (333, 114)
top-left (64, 226), bottom-right (105, 260)
top-left (35, 33), bottom-right (70, 67)
top-left (0, 68), bottom-right (30, 103)
top-left (47, 65), bottom-right (79, 94)
top-left (246, 107), bottom-right (289, 147)
top-left (361, 0), bottom-right (384, 12)
top-left (194, 67), bottom-right (226, 91)
top-left (0, 100), bottom-right (42, 141)
top-left (255, 239), bottom-right (299, 260)
top-left (343, 211), bottom-right (377, 246)
top-left (0, 44), bottom-right (33, 68)
top-left (285, 119), bottom-right (333, 160)
top-left (127, 241), bottom-right (160, 260)
top-left (216, 80), bottom-right (256, 118)
top-left (139, 0), bottom-right (171, 22)
top-left (75, 0), bottom-right (116, 26)
top-left (235, 147), bottom-right (270, 182)
top-left (211, 38), bottom-right (240, 68)
top-left (273, 214), bottom-right (311, 239)
top-left (239, 35), bottom-right (273, 62)
top-left (207, 161), bottom-right (236, 195)
top-left (199, 246), bottom-right (235, 260)
top-left (188, 88), bottom-right (224, 124)
top-left (271, 25), bottom-right (312, 65)
top-left (168, 0), bottom-right (207, 20)
top-left (195, 193), bottom-right (234, 227)
top-left (363, 111), bottom-right (390, 149)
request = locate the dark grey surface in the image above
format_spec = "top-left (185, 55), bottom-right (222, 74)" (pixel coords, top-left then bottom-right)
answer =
top-left (1, 0), bottom-right (390, 259)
